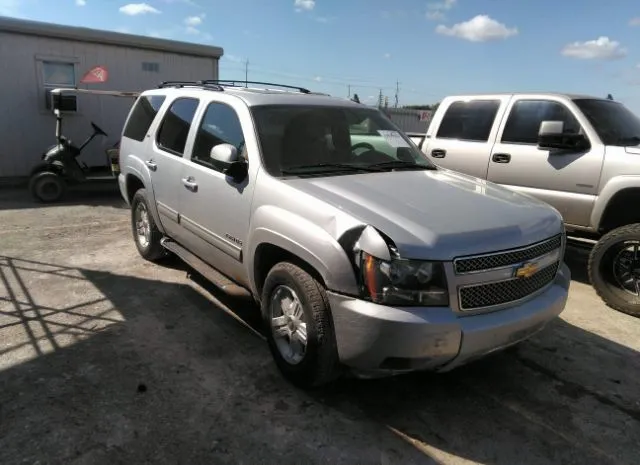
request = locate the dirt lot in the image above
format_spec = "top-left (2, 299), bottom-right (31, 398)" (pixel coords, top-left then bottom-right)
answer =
top-left (0, 187), bottom-right (639, 465)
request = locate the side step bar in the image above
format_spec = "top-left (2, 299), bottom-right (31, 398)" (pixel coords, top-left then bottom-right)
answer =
top-left (161, 238), bottom-right (252, 298)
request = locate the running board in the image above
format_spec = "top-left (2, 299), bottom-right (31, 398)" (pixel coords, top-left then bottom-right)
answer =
top-left (161, 238), bottom-right (252, 298)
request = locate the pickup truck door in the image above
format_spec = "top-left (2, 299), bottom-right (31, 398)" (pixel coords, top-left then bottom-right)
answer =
top-left (487, 97), bottom-right (604, 227)
top-left (422, 98), bottom-right (507, 179)
top-left (178, 99), bottom-right (257, 286)
top-left (147, 96), bottom-right (200, 242)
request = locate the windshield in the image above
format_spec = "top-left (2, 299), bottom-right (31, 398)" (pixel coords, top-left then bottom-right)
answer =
top-left (250, 105), bottom-right (435, 177)
top-left (573, 98), bottom-right (640, 147)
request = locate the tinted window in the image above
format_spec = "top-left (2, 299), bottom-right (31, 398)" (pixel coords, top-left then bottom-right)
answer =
top-left (123, 95), bottom-right (166, 142)
top-left (501, 100), bottom-right (580, 144)
top-left (436, 100), bottom-right (500, 142)
top-left (192, 103), bottom-right (245, 171)
top-left (156, 98), bottom-right (199, 156)
top-left (573, 99), bottom-right (640, 146)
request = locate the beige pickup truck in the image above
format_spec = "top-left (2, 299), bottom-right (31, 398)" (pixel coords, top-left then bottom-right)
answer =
top-left (417, 93), bottom-right (640, 316)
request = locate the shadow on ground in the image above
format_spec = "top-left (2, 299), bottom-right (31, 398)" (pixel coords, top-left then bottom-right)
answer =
top-left (1, 255), bottom-right (639, 465)
top-left (0, 185), bottom-right (126, 211)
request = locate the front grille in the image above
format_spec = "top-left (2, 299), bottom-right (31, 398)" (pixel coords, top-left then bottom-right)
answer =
top-left (459, 262), bottom-right (559, 310)
top-left (454, 235), bottom-right (562, 274)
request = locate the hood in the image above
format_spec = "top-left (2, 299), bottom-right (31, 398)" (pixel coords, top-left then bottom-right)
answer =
top-left (284, 168), bottom-right (563, 260)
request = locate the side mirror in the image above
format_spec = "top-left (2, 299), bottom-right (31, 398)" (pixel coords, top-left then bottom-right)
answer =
top-left (210, 143), bottom-right (239, 164)
top-left (537, 120), bottom-right (589, 152)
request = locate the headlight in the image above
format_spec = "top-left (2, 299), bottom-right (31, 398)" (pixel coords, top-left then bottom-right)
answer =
top-left (360, 252), bottom-right (449, 306)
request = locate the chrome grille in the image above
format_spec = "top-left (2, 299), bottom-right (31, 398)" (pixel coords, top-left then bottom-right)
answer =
top-left (459, 262), bottom-right (559, 310)
top-left (454, 235), bottom-right (562, 274)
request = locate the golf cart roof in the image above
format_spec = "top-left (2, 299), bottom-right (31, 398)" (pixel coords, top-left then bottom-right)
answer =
top-left (50, 87), bottom-right (140, 98)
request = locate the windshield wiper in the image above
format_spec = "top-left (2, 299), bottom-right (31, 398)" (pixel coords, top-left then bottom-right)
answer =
top-left (281, 163), bottom-right (383, 175)
top-left (365, 160), bottom-right (437, 171)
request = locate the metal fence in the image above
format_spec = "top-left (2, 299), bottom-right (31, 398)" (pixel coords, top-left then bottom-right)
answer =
top-left (381, 108), bottom-right (433, 133)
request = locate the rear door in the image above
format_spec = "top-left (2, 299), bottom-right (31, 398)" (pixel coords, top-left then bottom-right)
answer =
top-left (487, 97), bottom-right (605, 227)
top-left (147, 96), bottom-right (200, 240)
top-left (422, 98), bottom-right (506, 179)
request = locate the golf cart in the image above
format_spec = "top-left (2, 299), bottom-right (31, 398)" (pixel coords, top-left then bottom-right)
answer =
top-left (28, 87), bottom-right (139, 203)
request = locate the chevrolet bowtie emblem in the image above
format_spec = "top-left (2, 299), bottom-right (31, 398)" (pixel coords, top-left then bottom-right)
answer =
top-left (514, 262), bottom-right (539, 279)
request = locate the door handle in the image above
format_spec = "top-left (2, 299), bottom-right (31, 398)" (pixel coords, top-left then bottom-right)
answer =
top-left (431, 149), bottom-right (446, 158)
top-left (182, 176), bottom-right (198, 192)
top-left (492, 153), bottom-right (511, 163)
top-left (145, 159), bottom-right (158, 171)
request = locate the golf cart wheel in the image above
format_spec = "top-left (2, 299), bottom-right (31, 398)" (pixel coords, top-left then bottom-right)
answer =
top-left (588, 223), bottom-right (640, 317)
top-left (29, 171), bottom-right (66, 203)
top-left (261, 262), bottom-right (341, 389)
top-left (130, 188), bottom-right (165, 262)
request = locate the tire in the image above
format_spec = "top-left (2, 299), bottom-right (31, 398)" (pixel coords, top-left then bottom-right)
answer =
top-left (130, 188), bottom-right (165, 261)
top-left (29, 171), bottom-right (66, 203)
top-left (261, 262), bottom-right (341, 388)
top-left (588, 223), bottom-right (640, 317)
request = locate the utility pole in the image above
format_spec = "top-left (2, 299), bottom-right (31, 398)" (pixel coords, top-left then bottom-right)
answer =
top-left (244, 59), bottom-right (249, 87)
top-left (347, 84), bottom-right (351, 98)
top-left (394, 80), bottom-right (399, 108)
top-left (378, 88), bottom-right (383, 108)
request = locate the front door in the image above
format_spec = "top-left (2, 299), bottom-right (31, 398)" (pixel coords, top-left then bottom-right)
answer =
top-left (487, 98), bottom-right (605, 227)
top-left (148, 96), bottom-right (201, 240)
top-left (178, 99), bottom-right (256, 286)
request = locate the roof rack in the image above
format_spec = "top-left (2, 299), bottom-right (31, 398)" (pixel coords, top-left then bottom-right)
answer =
top-left (202, 79), bottom-right (311, 94)
top-left (158, 80), bottom-right (224, 91)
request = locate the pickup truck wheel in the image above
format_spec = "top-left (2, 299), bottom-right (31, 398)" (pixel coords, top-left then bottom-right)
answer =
top-left (588, 223), bottom-right (640, 317)
top-left (261, 262), bottom-right (340, 389)
top-left (130, 188), bottom-right (165, 262)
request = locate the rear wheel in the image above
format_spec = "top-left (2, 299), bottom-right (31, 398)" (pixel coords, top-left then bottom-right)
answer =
top-left (261, 262), bottom-right (341, 388)
top-left (588, 223), bottom-right (640, 317)
top-left (130, 188), bottom-right (165, 261)
top-left (29, 171), bottom-right (65, 203)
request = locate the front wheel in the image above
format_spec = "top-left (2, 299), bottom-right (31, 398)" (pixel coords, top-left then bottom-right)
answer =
top-left (29, 171), bottom-right (66, 203)
top-left (588, 223), bottom-right (640, 317)
top-left (261, 262), bottom-right (341, 388)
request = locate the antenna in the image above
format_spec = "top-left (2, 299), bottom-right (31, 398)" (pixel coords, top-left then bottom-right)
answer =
top-left (244, 59), bottom-right (249, 87)
top-left (394, 80), bottom-right (399, 108)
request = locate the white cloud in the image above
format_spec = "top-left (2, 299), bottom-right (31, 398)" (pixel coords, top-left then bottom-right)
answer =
top-left (0, 0), bottom-right (20, 15)
top-left (314, 76), bottom-right (322, 82)
top-left (426, 0), bottom-right (456, 21)
top-left (629, 17), bottom-right (640, 26)
top-left (383, 53), bottom-right (391, 59)
top-left (119, 3), bottom-right (160, 15)
top-left (185, 26), bottom-right (199, 34)
top-left (294, 0), bottom-right (315, 12)
top-left (561, 37), bottom-right (627, 60)
top-left (76, 0), bottom-right (86, 6)
top-left (435, 15), bottom-right (518, 42)
top-left (184, 14), bottom-right (204, 26)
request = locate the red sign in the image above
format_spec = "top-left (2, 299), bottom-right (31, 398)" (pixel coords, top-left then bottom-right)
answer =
top-left (80, 66), bottom-right (109, 84)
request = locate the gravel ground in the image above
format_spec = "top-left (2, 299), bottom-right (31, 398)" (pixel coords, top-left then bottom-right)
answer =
top-left (0, 187), bottom-right (639, 465)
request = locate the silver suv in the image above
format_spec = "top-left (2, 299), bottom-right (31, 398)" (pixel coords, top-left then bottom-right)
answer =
top-left (117, 80), bottom-right (570, 388)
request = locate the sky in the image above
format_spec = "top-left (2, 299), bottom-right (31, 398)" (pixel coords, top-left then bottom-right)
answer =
top-left (2, 0), bottom-right (640, 112)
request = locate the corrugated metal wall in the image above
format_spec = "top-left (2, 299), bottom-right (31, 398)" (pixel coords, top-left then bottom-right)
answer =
top-left (382, 108), bottom-right (433, 133)
top-left (0, 31), bottom-right (219, 179)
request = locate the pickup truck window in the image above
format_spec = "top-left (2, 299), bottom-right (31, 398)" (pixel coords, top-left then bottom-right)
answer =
top-left (573, 98), bottom-right (640, 147)
top-left (501, 100), bottom-right (580, 145)
top-left (156, 97), bottom-right (200, 157)
top-left (192, 102), bottom-right (246, 172)
top-left (436, 100), bottom-right (500, 142)
top-left (123, 95), bottom-right (166, 142)
top-left (251, 105), bottom-right (435, 177)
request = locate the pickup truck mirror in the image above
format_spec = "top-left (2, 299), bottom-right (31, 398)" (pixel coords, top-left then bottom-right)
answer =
top-left (210, 143), bottom-right (239, 165)
top-left (537, 120), bottom-right (589, 152)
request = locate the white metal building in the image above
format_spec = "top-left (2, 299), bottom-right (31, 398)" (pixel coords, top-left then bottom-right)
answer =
top-left (0, 16), bottom-right (223, 182)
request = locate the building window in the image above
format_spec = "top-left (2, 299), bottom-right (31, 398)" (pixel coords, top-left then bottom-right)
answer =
top-left (41, 61), bottom-right (77, 111)
top-left (142, 62), bottom-right (160, 72)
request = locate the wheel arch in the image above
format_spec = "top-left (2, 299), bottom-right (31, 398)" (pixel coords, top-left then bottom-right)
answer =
top-left (595, 184), bottom-right (640, 234)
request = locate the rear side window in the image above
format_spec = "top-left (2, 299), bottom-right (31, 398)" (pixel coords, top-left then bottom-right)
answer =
top-left (436, 100), bottom-right (500, 142)
top-left (123, 95), bottom-right (166, 142)
top-left (501, 100), bottom-right (581, 144)
top-left (156, 97), bottom-right (200, 156)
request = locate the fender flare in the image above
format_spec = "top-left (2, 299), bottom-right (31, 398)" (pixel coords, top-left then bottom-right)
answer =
top-left (29, 161), bottom-right (65, 177)
top-left (246, 205), bottom-right (360, 297)
top-left (591, 175), bottom-right (640, 230)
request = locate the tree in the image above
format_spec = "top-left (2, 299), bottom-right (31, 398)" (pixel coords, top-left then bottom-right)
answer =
top-left (351, 93), bottom-right (361, 103)
top-left (607, 93), bottom-right (614, 101)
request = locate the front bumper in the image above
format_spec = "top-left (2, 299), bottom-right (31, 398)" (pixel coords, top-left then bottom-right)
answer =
top-left (328, 262), bottom-right (570, 375)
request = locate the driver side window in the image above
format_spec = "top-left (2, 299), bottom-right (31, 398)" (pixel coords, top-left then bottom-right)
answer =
top-left (191, 102), bottom-right (246, 172)
top-left (501, 100), bottom-right (581, 145)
